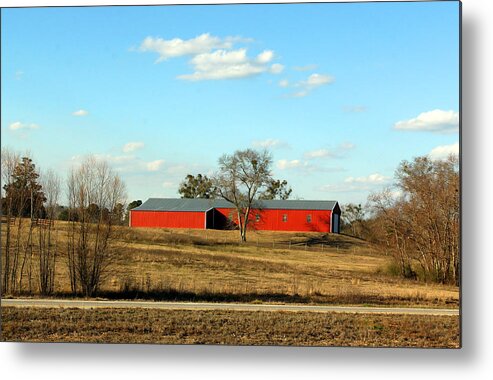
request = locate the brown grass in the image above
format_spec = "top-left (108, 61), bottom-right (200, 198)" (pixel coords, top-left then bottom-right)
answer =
top-left (1, 221), bottom-right (459, 307)
top-left (1, 306), bottom-right (460, 347)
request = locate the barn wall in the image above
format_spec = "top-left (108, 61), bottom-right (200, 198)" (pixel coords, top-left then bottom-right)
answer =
top-left (214, 208), bottom-right (333, 232)
top-left (252, 209), bottom-right (332, 232)
top-left (130, 210), bottom-right (205, 229)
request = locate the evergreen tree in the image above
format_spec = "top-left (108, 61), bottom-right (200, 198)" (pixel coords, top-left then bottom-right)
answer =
top-left (178, 174), bottom-right (216, 198)
top-left (260, 179), bottom-right (292, 200)
top-left (3, 157), bottom-right (46, 218)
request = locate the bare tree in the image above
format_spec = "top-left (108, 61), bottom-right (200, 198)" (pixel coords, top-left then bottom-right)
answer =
top-left (368, 189), bottom-right (417, 278)
top-left (37, 169), bottom-right (61, 295)
top-left (66, 157), bottom-right (127, 296)
top-left (213, 149), bottom-right (273, 242)
top-left (1, 148), bottom-right (20, 294)
top-left (368, 155), bottom-right (459, 285)
top-left (341, 203), bottom-right (365, 237)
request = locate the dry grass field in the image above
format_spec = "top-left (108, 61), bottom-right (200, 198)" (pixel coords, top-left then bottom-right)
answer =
top-left (1, 306), bottom-right (460, 347)
top-left (1, 221), bottom-right (459, 307)
top-left (1, 222), bottom-right (460, 347)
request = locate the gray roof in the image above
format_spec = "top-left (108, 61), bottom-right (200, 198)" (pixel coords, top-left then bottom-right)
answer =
top-left (133, 198), bottom-right (339, 212)
top-left (255, 199), bottom-right (339, 211)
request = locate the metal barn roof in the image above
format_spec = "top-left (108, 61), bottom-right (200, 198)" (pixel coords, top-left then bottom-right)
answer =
top-left (133, 198), bottom-right (339, 212)
top-left (133, 198), bottom-right (231, 212)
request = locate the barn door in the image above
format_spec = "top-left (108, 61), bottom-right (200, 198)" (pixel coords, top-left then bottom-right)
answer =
top-left (332, 213), bottom-right (340, 233)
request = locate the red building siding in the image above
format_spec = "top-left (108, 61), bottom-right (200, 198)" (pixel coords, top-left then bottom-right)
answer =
top-left (251, 209), bottom-right (332, 232)
top-left (130, 210), bottom-right (205, 229)
top-left (212, 208), bottom-right (333, 232)
top-left (131, 207), bottom-right (335, 232)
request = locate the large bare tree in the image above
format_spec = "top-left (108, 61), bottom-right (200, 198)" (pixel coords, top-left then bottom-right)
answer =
top-left (66, 156), bottom-right (127, 296)
top-left (37, 169), bottom-right (61, 295)
top-left (213, 149), bottom-right (273, 242)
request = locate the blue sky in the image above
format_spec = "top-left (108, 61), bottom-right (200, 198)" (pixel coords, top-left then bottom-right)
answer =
top-left (1, 1), bottom-right (460, 205)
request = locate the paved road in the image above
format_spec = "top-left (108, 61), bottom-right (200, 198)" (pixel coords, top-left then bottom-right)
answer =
top-left (1, 298), bottom-right (459, 316)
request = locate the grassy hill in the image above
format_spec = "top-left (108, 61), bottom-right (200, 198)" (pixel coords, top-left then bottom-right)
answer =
top-left (6, 222), bottom-right (456, 307)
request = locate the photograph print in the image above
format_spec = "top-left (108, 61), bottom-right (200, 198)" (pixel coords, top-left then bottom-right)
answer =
top-left (1, 0), bottom-right (460, 348)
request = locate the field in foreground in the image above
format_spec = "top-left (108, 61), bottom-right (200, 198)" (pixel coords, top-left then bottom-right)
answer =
top-left (1, 307), bottom-right (460, 348)
top-left (2, 222), bottom-right (460, 307)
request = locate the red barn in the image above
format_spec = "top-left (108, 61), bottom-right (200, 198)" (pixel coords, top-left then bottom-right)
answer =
top-left (130, 198), bottom-right (341, 233)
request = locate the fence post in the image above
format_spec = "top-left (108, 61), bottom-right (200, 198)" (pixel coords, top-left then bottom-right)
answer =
top-left (272, 241), bottom-right (275, 249)
top-left (322, 243), bottom-right (324, 252)
top-left (305, 243), bottom-right (307, 251)
top-left (289, 240), bottom-right (291, 250)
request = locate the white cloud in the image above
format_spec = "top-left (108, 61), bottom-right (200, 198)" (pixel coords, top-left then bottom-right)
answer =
top-left (15, 70), bottom-right (24, 80)
top-left (97, 154), bottom-right (135, 165)
top-left (306, 73), bottom-right (334, 87)
top-left (138, 33), bottom-right (283, 82)
top-left (394, 109), bottom-right (459, 133)
top-left (320, 173), bottom-right (390, 194)
top-left (139, 33), bottom-right (234, 62)
top-left (303, 143), bottom-right (355, 160)
top-left (178, 48), bottom-right (280, 81)
top-left (256, 50), bottom-right (274, 63)
top-left (72, 109), bottom-right (89, 117)
top-left (123, 142), bottom-right (145, 153)
top-left (304, 149), bottom-right (336, 159)
top-left (279, 79), bottom-right (289, 88)
top-left (146, 160), bottom-right (165, 172)
top-left (277, 158), bottom-right (344, 174)
top-left (344, 173), bottom-right (390, 184)
top-left (252, 139), bottom-right (289, 149)
top-left (285, 73), bottom-right (335, 97)
top-left (428, 142), bottom-right (459, 160)
top-left (9, 121), bottom-right (39, 130)
top-left (293, 64), bottom-right (318, 71)
top-left (269, 63), bottom-right (284, 74)
top-left (277, 159), bottom-right (306, 170)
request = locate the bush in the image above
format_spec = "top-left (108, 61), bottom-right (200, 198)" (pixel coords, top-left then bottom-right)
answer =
top-left (378, 261), bottom-right (416, 280)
